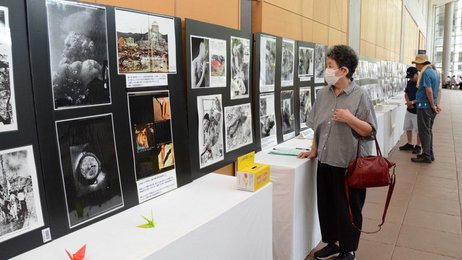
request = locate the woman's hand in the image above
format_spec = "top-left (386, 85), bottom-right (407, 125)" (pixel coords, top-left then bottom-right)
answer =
top-left (297, 149), bottom-right (317, 159)
top-left (332, 108), bottom-right (354, 123)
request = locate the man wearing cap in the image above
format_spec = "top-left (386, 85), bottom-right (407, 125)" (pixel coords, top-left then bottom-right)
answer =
top-left (411, 54), bottom-right (440, 163)
top-left (399, 67), bottom-right (421, 154)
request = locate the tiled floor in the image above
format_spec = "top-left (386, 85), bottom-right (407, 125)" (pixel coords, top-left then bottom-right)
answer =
top-left (306, 89), bottom-right (462, 260)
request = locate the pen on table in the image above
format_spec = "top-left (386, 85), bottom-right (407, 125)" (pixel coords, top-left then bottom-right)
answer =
top-left (295, 148), bottom-right (309, 150)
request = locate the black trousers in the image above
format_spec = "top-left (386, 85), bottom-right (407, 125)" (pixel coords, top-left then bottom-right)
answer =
top-left (317, 161), bottom-right (366, 253)
top-left (417, 108), bottom-right (436, 160)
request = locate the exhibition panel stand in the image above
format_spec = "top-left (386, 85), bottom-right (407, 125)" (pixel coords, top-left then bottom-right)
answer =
top-left (14, 174), bottom-right (273, 260)
top-left (255, 138), bottom-right (321, 260)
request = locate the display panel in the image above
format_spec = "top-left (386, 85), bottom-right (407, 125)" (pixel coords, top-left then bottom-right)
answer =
top-left (298, 46), bottom-right (314, 82)
top-left (190, 36), bottom-right (226, 88)
top-left (0, 6), bottom-right (17, 133)
top-left (314, 44), bottom-right (326, 84)
top-left (0, 145), bottom-right (44, 243)
top-left (55, 114), bottom-right (123, 228)
top-left (259, 93), bottom-right (277, 150)
top-left (299, 87), bottom-right (311, 129)
top-left (230, 36), bottom-right (250, 99)
top-left (115, 9), bottom-right (177, 74)
top-left (281, 38), bottom-right (295, 87)
top-left (128, 91), bottom-right (177, 203)
top-left (197, 94), bottom-right (224, 169)
top-left (224, 103), bottom-right (252, 152)
top-left (259, 35), bottom-right (276, 92)
top-left (46, 0), bottom-right (111, 110)
top-left (281, 90), bottom-right (295, 140)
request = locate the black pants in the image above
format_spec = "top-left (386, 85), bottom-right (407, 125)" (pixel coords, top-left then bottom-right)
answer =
top-left (417, 108), bottom-right (436, 160)
top-left (317, 161), bottom-right (366, 253)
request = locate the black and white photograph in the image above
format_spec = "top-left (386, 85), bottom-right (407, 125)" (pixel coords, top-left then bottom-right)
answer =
top-left (56, 114), bottom-right (123, 228)
top-left (115, 9), bottom-right (177, 74)
top-left (46, 0), bottom-right (111, 110)
top-left (299, 87), bottom-right (312, 129)
top-left (0, 7), bottom-right (17, 133)
top-left (314, 44), bottom-right (326, 84)
top-left (191, 36), bottom-right (210, 88)
top-left (0, 145), bottom-right (44, 243)
top-left (281, 39), bottom-right (294, 87)
top-left (230, 36), bottom-right (250, 99)
top-left (209, 38), bottom-right (226, 87)
top-left (197, 94), bottom-right (224, 169)
top-left (314, 86), bottom-right (323, 101)
top-left (259, 35), bottom-right (276, 92)
top-left (224, 103), bottom-right (252, 152)
top-left (298, 46), bottom-right (314, 81)
top-left (259, 93), bottom-right (277, 150)
top-left (281, 90), bottom-right (295, 140)
top-left (128, 91), bottom-right (177, 203)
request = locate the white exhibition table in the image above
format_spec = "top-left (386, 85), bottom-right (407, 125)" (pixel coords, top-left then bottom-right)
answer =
top-left (255, 138), bottom-right (321, 260)
top-left (374, 97), bottom-right (406, 156)
top-left (14, 174), bottom-right (273, 260)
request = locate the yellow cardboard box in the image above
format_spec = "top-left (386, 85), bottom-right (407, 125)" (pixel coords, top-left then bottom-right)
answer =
top-left (236, 152), bottom-right (270, 192)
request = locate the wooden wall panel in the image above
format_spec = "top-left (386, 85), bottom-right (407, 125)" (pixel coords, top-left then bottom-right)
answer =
top-left (252, 0), bottom-right (263, 33)
top-left (329, 0), bottom-right (343, 31)
top-left (264, 0), bottom-right (302, 14)
top-left (176, 0), bottom-right (240, 29)
top-left (302, 17), bottom-right (314, 42)
top-left (328, 27), bottom-right (345, 46)
top-left (302, 0), bottom-right (314, 19)
top-left (312, 21), bottom-right (329, 45)
top-left (341, 0), bottom-right (348, 32)
top-left (261, 2), bottom-right (302, 40)
top-left (360, 40), bottom-right (367, 56)
top-left (95, 0), bottom-right (175, 16)
top-left (313, 0), bottom-right (329, 25)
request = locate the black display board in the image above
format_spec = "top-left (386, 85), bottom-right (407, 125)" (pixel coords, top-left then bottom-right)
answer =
top-left (294, 40), bottom-right (316, 135)
top-left (25, 0), bottom-right (190, 241)
top-left (0, 0), bottom-right (50, 258)
top-left (185, 19), bottom-right (255, 180)
top-left (253, 33), bottom-right (301, 150)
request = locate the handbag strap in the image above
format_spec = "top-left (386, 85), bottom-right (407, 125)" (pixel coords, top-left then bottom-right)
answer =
top-left (356, 134), bottom-right (382, 158)
top-left (344, 165), bottom-right (396, 234)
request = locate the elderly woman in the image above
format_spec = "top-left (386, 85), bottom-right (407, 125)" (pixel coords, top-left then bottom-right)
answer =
top-left (298, 45), bottom-right (377, 260)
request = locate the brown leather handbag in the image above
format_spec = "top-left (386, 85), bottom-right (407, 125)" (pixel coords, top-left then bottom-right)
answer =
top-left (344, 136), bottom-right (396, 234)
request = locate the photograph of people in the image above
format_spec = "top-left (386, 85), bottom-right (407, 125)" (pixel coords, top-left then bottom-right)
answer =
top-left (191, 36), bottom-right (209, 88)
top-left (198, 95), bottom-right (223, 168)
top-left (298, 45), bottom-right (377, 260)
top-left (230, 37), bottom-right (250, 99)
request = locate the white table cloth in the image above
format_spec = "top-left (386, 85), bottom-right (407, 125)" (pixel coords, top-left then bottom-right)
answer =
top-left (14, 174), bottom-right (273, 260)
top-left (255, 138), bottom-right (321, 260)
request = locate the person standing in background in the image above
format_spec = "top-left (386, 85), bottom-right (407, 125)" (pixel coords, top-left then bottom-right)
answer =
top-left (411, 54), bottom-right (440, 163)
top-left (399, 67), bottom-right (421, 154)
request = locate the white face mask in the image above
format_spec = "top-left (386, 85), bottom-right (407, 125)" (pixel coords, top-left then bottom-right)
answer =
top-left (324, 68), bottom-right (341, 86)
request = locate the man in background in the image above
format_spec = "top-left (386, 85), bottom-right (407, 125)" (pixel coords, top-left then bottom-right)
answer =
top-left (411, 54), bottom-right (440, 163)
top-left (399, 67), bottom-right (421, 154)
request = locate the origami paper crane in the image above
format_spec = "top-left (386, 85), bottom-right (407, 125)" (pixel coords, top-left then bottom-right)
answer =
top-left (137, 210), bottom-right (156, 229)
top-left (65, 244), bottom-right (86, 260)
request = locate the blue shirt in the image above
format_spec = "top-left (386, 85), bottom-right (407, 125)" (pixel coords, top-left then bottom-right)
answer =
top-left (404, 80), bottom-right (417, 114)
top-left (416, 67), bottom-right (439, 109)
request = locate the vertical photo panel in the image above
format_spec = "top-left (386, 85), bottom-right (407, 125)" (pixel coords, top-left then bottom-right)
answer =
top-left (0, 145), bottom-right (44, 243)
top-left (46, 0), bottom-right (111, 109)
top-left (128, 91), bottom-right (177, 203)
top-left (230, 36), bottom-right (250, 99)
top-left (0, 6), bottom-right (17, 133)
top-left (281, 90), bottom-right (295, 141)
top-left (197, 94), bottom-right (224, 169)
top-left (55, 114), bottom-right (123, 228)
top-left (259, 93), bottom-right (277, 150)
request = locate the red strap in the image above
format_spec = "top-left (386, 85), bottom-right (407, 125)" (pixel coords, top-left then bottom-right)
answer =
top-left (344, 165), bottom-right (396, 234)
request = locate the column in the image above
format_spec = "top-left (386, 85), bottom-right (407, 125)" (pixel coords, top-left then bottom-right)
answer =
top-left (442, 1), bottom-right (454, 79)
top-left (348, 0), bottom-right (360, 53)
